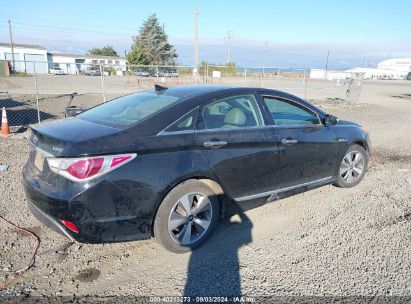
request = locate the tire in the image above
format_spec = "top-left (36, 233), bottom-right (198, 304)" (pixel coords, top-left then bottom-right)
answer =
top-left (154, 180), bottom-right (220, 253)
top-left (333, 144), bottom-right (369, 188)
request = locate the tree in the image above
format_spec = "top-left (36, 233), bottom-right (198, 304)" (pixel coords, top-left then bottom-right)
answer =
top-left (127, 14), bottom-right (177, 65)
top-left (88, 46), bottom-right (118, 57)
top-left (126, 48), bottom-right (150, 66)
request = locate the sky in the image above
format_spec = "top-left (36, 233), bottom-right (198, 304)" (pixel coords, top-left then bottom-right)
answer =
top-left (0, 0), bottom-right (410, 69)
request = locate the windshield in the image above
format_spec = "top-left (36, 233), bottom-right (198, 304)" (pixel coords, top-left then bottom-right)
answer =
top-left (77, 92), bottom-right (180, 128)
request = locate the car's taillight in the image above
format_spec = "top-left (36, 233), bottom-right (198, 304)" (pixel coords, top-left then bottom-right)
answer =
top-left (47, 154), bottom-right (136, 182)
top-left (110, 156), bottom-right (132, 168)
top-left (67, 158), bottom-right (104, 179)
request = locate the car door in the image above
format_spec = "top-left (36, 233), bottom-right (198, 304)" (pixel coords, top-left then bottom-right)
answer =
top-left (260, 94), bottom-right (338, 189)
top-left (194, 93), bottom-right (281, 200)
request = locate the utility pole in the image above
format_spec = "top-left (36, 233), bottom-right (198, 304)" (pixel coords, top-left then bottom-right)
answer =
top-left (194, 7), bottom-right (199, 71)
top-left (8, 19), bottom-right (15, 72)
top-left (325, 49), bottom-right (330, 70)
top-left (324, 49), bottom-right (330, 79)
top-left (263, 41), bottom-right (268, 77)
top-left (225, 30), bottom-right (233, 64)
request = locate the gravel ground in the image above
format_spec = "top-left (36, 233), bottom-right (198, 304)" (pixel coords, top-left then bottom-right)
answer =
top-left (0, 81), bottom-right (410, 298)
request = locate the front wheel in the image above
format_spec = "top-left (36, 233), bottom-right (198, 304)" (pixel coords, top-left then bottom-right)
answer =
top-left (334, 144), bottom-right (369, 188)
top-left (154, 180), bottom-right (220, 253)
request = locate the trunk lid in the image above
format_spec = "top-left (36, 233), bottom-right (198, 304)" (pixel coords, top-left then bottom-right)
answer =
top-left (27, 118), bottom-right (125, 185)
top-left (30, 117), bottom-right (122, 157)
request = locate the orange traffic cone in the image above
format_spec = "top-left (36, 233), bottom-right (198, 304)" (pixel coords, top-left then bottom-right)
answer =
top-left (1, 107), bottom-right (10, 137)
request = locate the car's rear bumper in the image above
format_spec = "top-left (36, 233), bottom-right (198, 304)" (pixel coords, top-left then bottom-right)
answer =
top-left (26, 198), bottom-right (75, 241)
top-left (22, 169), bottom-right (153, 244)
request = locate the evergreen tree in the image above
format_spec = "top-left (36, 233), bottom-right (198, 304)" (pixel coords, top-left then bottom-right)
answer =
top-left (88, 46), bottom-right (118, 57)
top-left (127, 14), bottom-right (177, 65)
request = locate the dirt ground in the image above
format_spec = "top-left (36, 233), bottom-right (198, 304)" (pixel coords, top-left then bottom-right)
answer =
top-left (0, 80), bottom-right (410, 298)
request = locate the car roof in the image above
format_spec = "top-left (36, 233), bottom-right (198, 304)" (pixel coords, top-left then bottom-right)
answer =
top-left (160, 85), bottom-right (232, 98)
top-left (158, 85), bottom-right (302, 100)
top-left (151, 85), bottom-right (325, 113)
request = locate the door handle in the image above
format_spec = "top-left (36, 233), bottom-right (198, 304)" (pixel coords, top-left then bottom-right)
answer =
top-left (281, 138), bottom-right (298, 145)
top-left (203, 141), bottom-right (227, 149)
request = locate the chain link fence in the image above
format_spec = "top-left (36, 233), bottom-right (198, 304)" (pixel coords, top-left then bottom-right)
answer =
top-left (0, 59), bottom-right (363, 130)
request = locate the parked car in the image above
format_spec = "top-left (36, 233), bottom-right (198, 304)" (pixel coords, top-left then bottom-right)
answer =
top-left (135, 71), bottom-right (150, 77)
top-left (49, 67), bottom-right (65, 75)
top-left (81, 67), bottom-right (101, 76)
top-left (23, 86), bottom-right (370, 253)
top-left (159, 68), bottom-right (179, 77)
top-left (163, 71), bottom-right (179, 77)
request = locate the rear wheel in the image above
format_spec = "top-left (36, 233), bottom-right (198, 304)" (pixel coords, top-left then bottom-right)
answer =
top-left (154, 180), bottom-right (220, 253)
top-left (334, 144), bottom-right (369, 188)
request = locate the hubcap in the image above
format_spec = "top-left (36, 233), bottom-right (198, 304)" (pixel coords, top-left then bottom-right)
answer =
top-left (340, 151), bottom-right (365, 184)
top-left (168, 192), bottom-right (212, 246)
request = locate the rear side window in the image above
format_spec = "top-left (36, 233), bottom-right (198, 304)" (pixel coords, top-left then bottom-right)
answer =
top-left (263, 97), bottom-right (320, 126)
top-left (163, 108), bottom-right (198, 133)
top-left (78, 92), bottom-right (180, 128)
top-left (201, 94), bottom-right (262, 130)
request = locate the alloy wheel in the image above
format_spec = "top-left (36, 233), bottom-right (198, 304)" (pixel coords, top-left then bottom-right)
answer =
top-left (339, 151), bottom-right (365, 184)
top-left (168, 192), bottom-right (213, 246)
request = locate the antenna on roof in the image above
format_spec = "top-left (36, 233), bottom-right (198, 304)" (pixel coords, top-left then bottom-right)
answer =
top-left (154, 84), bottom-right (168, 92)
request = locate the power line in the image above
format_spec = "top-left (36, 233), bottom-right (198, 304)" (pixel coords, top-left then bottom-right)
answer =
top-left (11, 21), bottom-right (131, 36)
top-left (2, 19), bottom-right (224, 38)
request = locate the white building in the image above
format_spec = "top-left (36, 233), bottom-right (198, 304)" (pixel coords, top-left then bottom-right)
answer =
top-left (378, 58), bottom-right (411, 73)
top-left (311, 57), bottom-right (411, 81)
top-left (310, 69), bottom-right (348, 80)
top-left (49, 52), bottom-right (128, 75)
top-left (0, 42), bottom-right (128, 75)
top-left (345, 67), bottom-right (406, 80)
top-left (0, 42), bottom-right (48, 73)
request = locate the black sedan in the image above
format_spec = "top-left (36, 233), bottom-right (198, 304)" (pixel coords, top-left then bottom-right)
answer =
top-left (23, 85), bottom-right (370, 253)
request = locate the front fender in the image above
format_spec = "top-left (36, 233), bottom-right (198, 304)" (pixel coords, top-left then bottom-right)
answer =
top-left (334, 125), bottom-right (371, 162)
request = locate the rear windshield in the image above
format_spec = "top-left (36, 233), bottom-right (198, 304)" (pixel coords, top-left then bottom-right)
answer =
top-left (77, 92), bottom-right (180, 128)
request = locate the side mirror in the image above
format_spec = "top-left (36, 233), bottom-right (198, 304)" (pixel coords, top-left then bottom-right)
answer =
top-left (324, 114), bottom-right (338, 126)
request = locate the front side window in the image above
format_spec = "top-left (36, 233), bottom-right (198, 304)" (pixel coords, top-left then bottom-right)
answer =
top-left (78, 92), bottom-right (180, 128)
top-left (263, 96), bottom-right (320, 126)
top-left (202, 94), bottom-right (262, 130)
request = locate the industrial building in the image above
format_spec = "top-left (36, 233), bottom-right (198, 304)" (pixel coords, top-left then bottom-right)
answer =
top-left (48, 52), bottom-right (128, 75)
top-left (310, 57), bottom-right (411, 80)
top-left (0, 42), bottom-right (128, 75)
top-left (309, 69), bottom-right (348, 80)
top-left (0, 42), bottom-right (48, 73)
top-left (345, 67), bottom-right (406, 80)
top-left (378, 58), bottom-right (411, 72)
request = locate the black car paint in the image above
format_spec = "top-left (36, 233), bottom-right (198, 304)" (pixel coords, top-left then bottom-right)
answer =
top-left (22, 86), bottom-right (370, 243)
